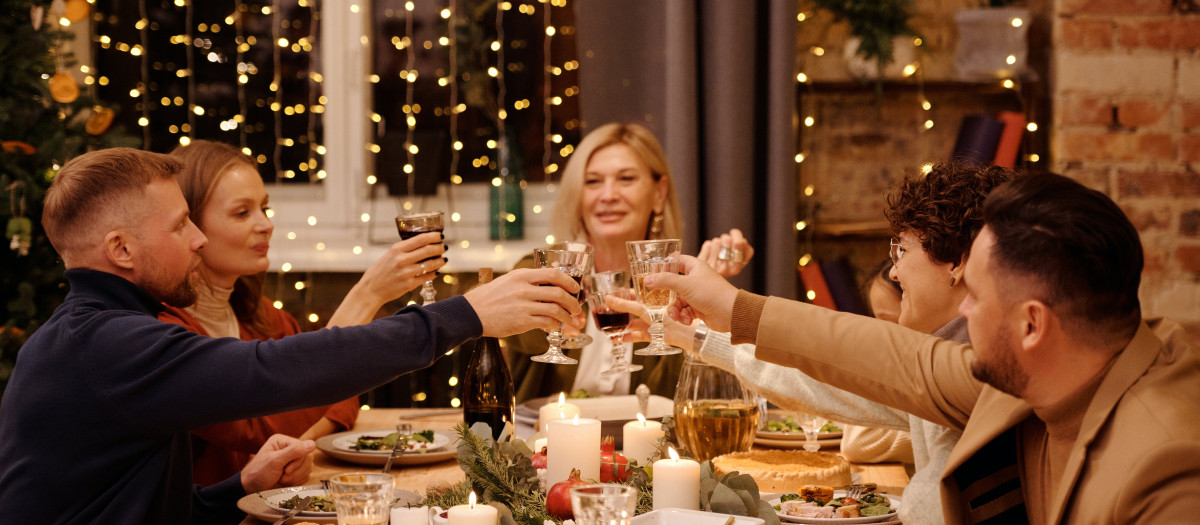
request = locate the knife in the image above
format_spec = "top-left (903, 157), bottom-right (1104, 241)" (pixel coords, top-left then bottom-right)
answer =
top-left (382, 423), bottom-right (412, 474)
top-left (271, 495), bottom-right (313, 525)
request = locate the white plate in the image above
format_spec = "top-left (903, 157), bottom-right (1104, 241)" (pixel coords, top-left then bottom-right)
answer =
top-left (754, 436), bottom-right (841, 450)
top-left (632, 509), bottom-right (765, 525)
top-left (265, 487), bottom-right (337, 517)
top-left (768, 491), bottom-right (901, 524)
top-left (238, 485), bottom-right (423, 523)
top-left (316, 429), bottom-right (459, 466)
top-left (332, 429), bottom-right (452, 454)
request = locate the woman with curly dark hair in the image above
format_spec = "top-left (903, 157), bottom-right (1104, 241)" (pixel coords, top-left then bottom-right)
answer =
top-left (617, 160), bottom-right (1017, 525)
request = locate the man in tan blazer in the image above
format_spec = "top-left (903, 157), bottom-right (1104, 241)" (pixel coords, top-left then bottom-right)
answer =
top-left (644, 173), bottom-right (1200, 524)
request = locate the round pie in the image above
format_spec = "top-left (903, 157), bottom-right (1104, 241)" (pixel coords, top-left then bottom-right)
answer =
top-left (712, 450), bottom-right (851, 492)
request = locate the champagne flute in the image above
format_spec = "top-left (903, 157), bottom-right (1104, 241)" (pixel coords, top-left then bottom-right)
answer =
top-left (550, 241), bottom-right (595, 350)
top-left (395, 211), bottom-right (444, 305)
top-left (531, 247), bottom-right (593, 364)
top-left (626, 239), bottom-right (682, 356)
top-left (583, 270), bottom-right (643, 376)
top-left (797, 412), bottom-right (828, 452)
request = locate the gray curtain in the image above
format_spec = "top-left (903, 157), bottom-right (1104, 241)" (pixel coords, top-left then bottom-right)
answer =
top-left (575, 0), bottom-right (797, 298)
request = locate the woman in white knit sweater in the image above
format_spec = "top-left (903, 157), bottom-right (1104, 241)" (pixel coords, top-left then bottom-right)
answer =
top-left (619, 161), bottom-right (1017, 525)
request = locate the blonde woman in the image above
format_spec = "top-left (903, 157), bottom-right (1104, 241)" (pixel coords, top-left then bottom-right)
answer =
top-left (504, 123), bottom-right (754, 402)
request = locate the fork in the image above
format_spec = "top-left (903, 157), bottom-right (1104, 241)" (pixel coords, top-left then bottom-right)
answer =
top-left (271, 495), bottom-right (314, 525)
top-left (844, 483), bottom-right (876, 500)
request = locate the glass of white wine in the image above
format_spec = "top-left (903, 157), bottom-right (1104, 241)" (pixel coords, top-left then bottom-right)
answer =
top-left (626, 239), bottom-right (682, 356)
top-left (531, 247), bottom-right (593, 365)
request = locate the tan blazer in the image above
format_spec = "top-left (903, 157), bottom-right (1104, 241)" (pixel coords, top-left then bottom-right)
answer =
top-left (749, 295), bottom-right (1200, 524)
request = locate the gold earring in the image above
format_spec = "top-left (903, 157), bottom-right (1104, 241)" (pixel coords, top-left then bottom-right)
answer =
top-left (950, 274), bottom-right (960, 287)
top-left (649, 212), bottom-right (664, 236)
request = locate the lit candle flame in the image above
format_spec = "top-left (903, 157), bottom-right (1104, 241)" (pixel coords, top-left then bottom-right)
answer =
top-left (637, 413), bottom-right (647, 426)
top-left (557, 392), bottom-right (566, 407)
top-left (668, 447), bottom-right (679, 460)
top-left (469, 490), bottom-right (477, 508)
top-left (572, 414), bottom-right (580, 424)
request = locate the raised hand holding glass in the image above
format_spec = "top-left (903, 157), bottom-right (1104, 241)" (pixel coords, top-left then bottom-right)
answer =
top-left (584, 270), bottom-right (643, 376)
top-left (395, 211), bottom-right (444, 305)
top-left (549, 241), bottom-right (595, 350)
top-left (531, 246), bottom-right (593, 364)
top-left (626, 239), bottom-right (682, 356)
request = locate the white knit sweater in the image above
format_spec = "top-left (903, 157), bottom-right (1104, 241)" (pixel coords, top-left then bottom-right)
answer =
top-left (698, 317), bottom-right (969, 525)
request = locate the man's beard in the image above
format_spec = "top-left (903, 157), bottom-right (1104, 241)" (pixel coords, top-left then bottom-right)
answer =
top-left (149, 270), bottom-right (199, 308)
top-left (970, 324), bottom-right (1029, 397)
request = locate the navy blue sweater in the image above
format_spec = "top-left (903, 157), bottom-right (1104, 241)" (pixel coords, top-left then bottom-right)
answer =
top-left (0, 269), bottom-right (482, 524)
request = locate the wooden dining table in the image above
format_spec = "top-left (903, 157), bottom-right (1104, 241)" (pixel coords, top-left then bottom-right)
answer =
top-left (239, 407), bottom-right (912, 524)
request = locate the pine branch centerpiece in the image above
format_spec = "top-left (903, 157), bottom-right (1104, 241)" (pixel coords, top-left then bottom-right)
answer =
top-left (423, 419), bottom-right (779, 525)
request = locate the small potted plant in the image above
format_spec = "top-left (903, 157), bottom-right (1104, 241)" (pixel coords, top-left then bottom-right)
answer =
top-left (954, 0), bottom-right (1031, 80)
top-left (810, 0), bottom-right (923, 81)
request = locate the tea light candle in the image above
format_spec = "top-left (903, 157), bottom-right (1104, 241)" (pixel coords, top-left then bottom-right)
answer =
top-left (652, 448), bottom-right (700, 510)
top-left (538, 392), bottom-right (581, 433)
top-left (448, 492), bottom-right (497, 525)
top-left (546, 414), bottom-right (601, 487)
top-left (622, 413), bottom-right (664, 465)
top-left (392, 505), bottom-right (434, 525)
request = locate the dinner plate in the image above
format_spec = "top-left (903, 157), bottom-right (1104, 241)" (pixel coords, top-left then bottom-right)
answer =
top-left (631, 508), bottom-right (765, 525)
top-left (755, 430), bottom-right (843, 441)
top-left (264, 486), bottom-right (338, 517)
top-left (238, 485), bottom-right (422, 523)
top-left (754, 436), bottom-right (841, 450)
top-left (330, 429), bottom-right (453, 454)
top-left (316, 429), bottom-right (459, 466)
top-left (768, 491), bottom-right (901, 524)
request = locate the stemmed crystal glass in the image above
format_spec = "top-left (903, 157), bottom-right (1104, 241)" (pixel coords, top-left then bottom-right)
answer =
top-left (550, 241), bottom-right (595, 350)
top-left (583, 270), bottom-right (643, 376)
top-left (626, 239), bottom-right (682, 356)
top-left (395, 211), bottom-right (444, 305)
top-left (797, 412), bottom-right (828, 452)
top-left (531, 247), bottom-right (593, 364)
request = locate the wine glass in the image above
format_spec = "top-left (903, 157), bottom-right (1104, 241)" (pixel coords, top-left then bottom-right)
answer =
top-left (550, 242), bottom-right (595, 350)
top-left (797, 412), bottom-right (828, 452)
top-left (583, 270), bottom-right (643, 376)
top-left (531, 247), bottom-right (593, 364)
top-left (395, 211), bottom-right (444, 305)
top-left (625, 239), bottom-right (682, 356)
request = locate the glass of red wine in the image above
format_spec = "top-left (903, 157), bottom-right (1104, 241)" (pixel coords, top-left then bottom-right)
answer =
top-left (531, 246), bottom-right (593, 365)
top-left (548, 241), bottom-right (595, 350)
top-left (395, 211), bottom-right (444, 305)
top-left (583, 270), bottom-right (643, 376)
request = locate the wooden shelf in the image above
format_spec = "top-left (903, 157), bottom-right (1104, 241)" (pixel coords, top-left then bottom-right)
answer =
top-left (812, 220), bottom-right (891, 238)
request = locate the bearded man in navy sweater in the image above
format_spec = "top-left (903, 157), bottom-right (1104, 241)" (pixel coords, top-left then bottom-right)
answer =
top-left (0, 147), bottom-right (581, 524)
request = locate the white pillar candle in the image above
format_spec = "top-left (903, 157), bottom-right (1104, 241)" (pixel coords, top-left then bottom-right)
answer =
top-left (537, 392), bottom-right (581, 434)
top-left (652, 448), bottom-right (700, 510)
top-left (622, 413), bottom-right (664, 466)
top-left (546, 415), bottom-right (601, 487)
top-left (447, 492), bottom-right (498, 525)
top-left (392, 505), bottom-right (434, 525)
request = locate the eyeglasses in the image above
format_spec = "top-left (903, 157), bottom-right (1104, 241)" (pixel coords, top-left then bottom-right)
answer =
top-left (889, 238), bottom-right (921, 264)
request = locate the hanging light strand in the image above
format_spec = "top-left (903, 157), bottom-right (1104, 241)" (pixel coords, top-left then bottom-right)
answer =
top-left (136, 0), bottom-right (152, 147)
top-left (541, 1), bottom-right (553, 183)
top-left (306, 1), bottom-right (320, 181)
top-left (236, 1), bottom-right (249, 149)
top-left (404, 1), bottom-right (417, 195)
top-left (185, 0), bottom-right (196, 141)
top-left (272, 2), bottom-right (283, 178)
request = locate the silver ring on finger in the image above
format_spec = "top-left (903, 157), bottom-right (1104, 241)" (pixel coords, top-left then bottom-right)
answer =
top-left (718, 246), bottom-right (732, 261)
top-left (728, 248), bottom-right (745, 263)
top-left (419, 262), bottom-right (427, 275)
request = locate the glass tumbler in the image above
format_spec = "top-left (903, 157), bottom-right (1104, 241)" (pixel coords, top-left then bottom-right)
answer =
top-left (570, 484), bottom-right (637, 525)
top-left (330, 472), bottom-right (394, 525)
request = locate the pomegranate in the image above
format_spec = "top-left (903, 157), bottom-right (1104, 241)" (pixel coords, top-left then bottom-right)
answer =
top-left (530, 446), bottom-right (548, 469)
top-left (546, 468), bottom-right (585, 519)
top-left (599, 435), bottom-right (630, 482)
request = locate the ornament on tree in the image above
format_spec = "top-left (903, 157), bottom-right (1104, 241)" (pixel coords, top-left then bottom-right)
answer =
top-left (63, 0), bottom-right (88, 22)
top-left (49, 71), bottom-right (79, 103)
top-left (0, 141), bottom-right (36, 155)
top-left (85, 108), bottom-right (115, 135)
top-left (30, 5), bottom-right (45, 30)
top-left (6, 182), bottom-right (31, 257)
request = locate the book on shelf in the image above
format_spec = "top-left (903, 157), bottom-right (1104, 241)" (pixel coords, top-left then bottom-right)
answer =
top-left (951, 114), bottom-right (1005, 166)
top-left (798, 261), bottom-right (837, 310)
top-left (992, 110), bottom-right (1026, 168)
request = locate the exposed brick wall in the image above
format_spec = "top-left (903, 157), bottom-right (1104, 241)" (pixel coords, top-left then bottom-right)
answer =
top-left (1051, 0), bottom-right (1200, 337)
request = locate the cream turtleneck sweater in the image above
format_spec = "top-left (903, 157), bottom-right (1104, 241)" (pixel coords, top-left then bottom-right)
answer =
top-left (184, 282), bottom-right (241, 339)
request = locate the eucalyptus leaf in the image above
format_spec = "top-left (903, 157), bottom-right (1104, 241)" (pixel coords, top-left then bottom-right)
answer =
top-left (756, 500), bottom-right (782, 525)
top-left (723, 473), bottom-right (760, 501)
top-left (708, 483), bottom-right (748, 515)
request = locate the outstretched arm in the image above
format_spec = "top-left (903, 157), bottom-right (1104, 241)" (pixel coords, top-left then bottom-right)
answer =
top-left (328, 231), bottom-right (446, 328)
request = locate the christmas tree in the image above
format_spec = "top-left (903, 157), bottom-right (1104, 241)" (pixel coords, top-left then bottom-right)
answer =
top-left (0, 0), bottom-right (138, 399)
